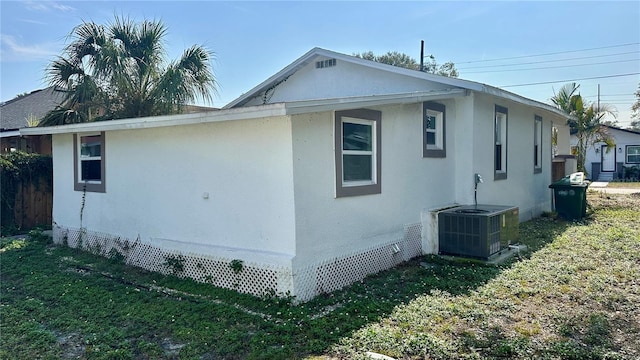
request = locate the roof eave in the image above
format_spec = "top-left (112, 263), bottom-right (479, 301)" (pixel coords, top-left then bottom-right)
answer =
top-left (0, 129), bottom-right (21, 138)
top-left (20, 103), bottom-right (288, 135)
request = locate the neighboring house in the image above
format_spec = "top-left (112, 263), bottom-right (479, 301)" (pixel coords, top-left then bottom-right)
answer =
top-left (22, 48), bottom-right (573, 302)
top-left (0, 86), bottom-right (66, 154)
top-left (570, 125), bottom-right (640, 181)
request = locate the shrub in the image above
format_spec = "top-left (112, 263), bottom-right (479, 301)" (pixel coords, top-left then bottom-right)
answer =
top-left (622, 165), bottom-right (640, 181)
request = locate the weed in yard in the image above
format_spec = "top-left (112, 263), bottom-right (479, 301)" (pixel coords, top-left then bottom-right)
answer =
top-left (230, 258), bottom-right (244, 274)
top-left (163, 254), bottom-right (185, 275)
top-left (108, 248), bottom-right (126, 264)
top-left (0, 237), bottom-right (27, 253)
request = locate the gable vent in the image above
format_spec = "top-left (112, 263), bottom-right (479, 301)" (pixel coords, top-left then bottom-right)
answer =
top-left (315, 58), bottom-right (336, 69)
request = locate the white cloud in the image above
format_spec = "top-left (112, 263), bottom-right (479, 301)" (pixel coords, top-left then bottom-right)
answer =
top-left (51, 3), bottom-right (75, 12)
top-left (19, 18), bottom-right (48, 25)
top-left (0, 34), bottom-right (59, 62)
top-left (23, 1), bottom-right (75, 12)
top-left (23, 1), bottom-right (49, 11)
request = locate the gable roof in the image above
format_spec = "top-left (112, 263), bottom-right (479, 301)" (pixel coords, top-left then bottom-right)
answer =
top-left (603, 124), bottom-right (640, 135)
top-left (223, 47), bottom-right (569, 119)
top-left (570, 124), bottom-right (640, 137)
top-left (0, 87), bottom-right (66, 131)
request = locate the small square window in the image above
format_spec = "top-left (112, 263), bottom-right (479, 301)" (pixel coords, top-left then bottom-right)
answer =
top-left (423, 102), bottom-right (446, 158)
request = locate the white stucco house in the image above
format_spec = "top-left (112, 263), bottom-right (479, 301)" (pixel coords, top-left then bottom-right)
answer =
top-left (22, 48), bottom-right (572, 301)
top-left (570, 125), bottom-right (640, 181)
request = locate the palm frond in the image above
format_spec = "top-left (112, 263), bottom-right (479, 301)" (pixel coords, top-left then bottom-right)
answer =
top-left (150, 45), bottom-right (216, 110)
top-left (45, 57), bottom-right (85, 90)
top-left (39, 107), bottom-right (88, 127)
top-left (551, 82), bottom-right (580, 114)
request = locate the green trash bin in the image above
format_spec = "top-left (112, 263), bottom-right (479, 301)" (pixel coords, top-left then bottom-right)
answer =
top-left (548, 175), bottom-right (589, 220)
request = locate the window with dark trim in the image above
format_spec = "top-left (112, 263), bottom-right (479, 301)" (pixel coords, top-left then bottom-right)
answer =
top-left (74, 132), bottom-right (106, 193)
top-left (423, 101), bottom-right (446, 158)
top-left (335, 109), bottom-right (381, 197)
top-left (627, 145), bottom-right (640, 164)
top-left (494, 105), bottom-right (508, 180)
top-left (534, 115), bottom-right (542, 173)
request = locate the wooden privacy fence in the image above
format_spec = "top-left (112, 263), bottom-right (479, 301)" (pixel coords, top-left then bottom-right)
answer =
top-left (12, 177), bottom-right (53, 230)
top-left (1, 152), bottom-right (53, 234)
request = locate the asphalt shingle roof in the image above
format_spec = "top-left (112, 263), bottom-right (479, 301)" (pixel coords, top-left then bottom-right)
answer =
top-left (0, 87), bottom-right (65, 130)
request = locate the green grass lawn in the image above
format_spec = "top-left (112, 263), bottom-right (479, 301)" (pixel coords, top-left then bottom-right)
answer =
top-left (2, 193), bottom-right (639, 359)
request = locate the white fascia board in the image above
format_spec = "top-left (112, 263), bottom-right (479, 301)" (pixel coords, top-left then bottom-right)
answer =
top-left (481, 85), bottom-right (571, 120)
top-left (0, 130), bottom-right (21, 138)
top-left (20, 103), bottom-right (288, 135)
top-left (282, 89), bottom-right (468, 115)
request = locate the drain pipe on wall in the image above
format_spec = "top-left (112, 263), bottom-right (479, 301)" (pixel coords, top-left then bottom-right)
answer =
top-left (474, 173), bottom-right (483, 208)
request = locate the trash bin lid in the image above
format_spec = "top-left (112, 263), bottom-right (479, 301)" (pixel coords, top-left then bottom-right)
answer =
top-left (549, 175), bottom-right (589, 188)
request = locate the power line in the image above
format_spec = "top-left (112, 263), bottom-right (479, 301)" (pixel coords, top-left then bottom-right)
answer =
top-left (499, 73), bottom-right (640, 88)
top-left (457, 51), bottom-right (639, 70)
top-left (585, 93), bottom-right (637, 97)
top-left (463, 58), bottom-right (639, 74)
top-left (456, 43), bottom-right (640, 65)
top-left (585, 97), bottom-right (635, 101)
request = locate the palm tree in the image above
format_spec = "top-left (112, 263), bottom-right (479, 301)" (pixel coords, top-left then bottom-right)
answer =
top-left (41, 16), bottom-right (216, 126)
top-left (551, 83), bottom-right (616, 175)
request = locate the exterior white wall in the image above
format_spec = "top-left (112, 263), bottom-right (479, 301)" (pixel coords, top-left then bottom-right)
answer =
top-left (470, 93), bottom-right (558, 221)
top-left (51, 116), bottom-right (297, 265)
top-left (452, 94), bottom-right (477, 204)
top-left (290, 102), bottom-right (457, 263)
top-left (243, 57), bottom-right (453, 106)
top-left (555, 123), bottom-right (571, 156)
top-left (289, 101), bottom-right (460, 297)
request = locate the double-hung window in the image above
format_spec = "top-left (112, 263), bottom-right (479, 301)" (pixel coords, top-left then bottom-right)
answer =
top-left (494, 105), bottom-right (508, 180)
top-left (627, 145), bottom-right (640, 164)
top-left (423, 102), bottom-right (446, 158)
top-left (534, 115), bottom-right (542, 173)
top-left (335, 109), bottom-right (381, 197)
top-left (74, 132), bottom-right (106, 192)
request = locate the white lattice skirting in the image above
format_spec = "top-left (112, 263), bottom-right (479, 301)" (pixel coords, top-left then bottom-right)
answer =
top-left (53, 223), bottom-right (422, 302)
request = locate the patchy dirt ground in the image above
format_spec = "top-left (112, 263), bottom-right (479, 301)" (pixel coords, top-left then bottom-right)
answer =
top-left (588, 190), bottom-right (640, 210)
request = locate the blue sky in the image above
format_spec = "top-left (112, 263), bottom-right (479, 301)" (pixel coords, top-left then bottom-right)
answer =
top-left (1, 1), bottom-right (639, 126)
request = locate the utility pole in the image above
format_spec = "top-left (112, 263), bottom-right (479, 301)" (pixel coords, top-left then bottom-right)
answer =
top-left (420, 40), bottom-right (425, 72)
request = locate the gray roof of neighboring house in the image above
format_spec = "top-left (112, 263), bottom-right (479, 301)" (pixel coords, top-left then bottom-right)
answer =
top-left (0, 87), bottom-right (65, 131)
top-left (604, 124), bottom-right (640, 135)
